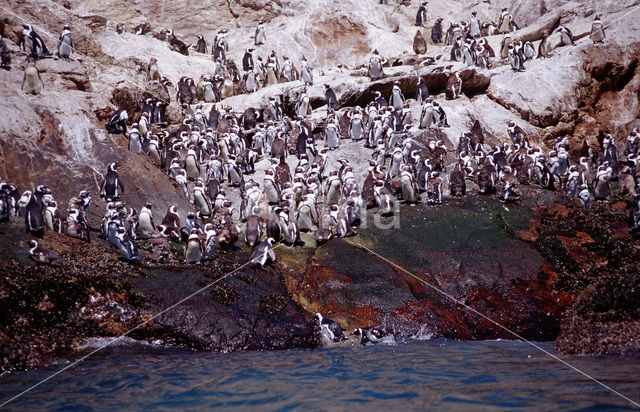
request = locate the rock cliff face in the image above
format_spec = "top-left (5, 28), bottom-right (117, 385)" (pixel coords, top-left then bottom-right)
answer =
top-left (1, 0), bottom-right (639, 369)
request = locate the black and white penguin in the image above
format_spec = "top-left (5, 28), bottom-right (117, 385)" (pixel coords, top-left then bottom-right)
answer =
top-left (56, 25), bottom-right (74, 59)
top-left (557, 26), bottom-right (575, 46)
top-left (251, 237), bottom-right (276, 268)
top-left (25, 191), bottom-right (44, 237)
top-left (368, 50), bottom-right (386, 80)
top-left (106, 109), bottom-right (129, 134)
top-left (28, 240), bottom-right (62, 266)
top-left (114, 226), bottom-right (141, 262)
top-left (245, 212), bottom-right (262, 248)
top-left (324, 84), bottom-right (338, 110)
top-left (388, 81), bottom-right (405, 111)
top-left (254, 20), bottom-right (266, 46)
top-left (128, 123), bottom-right (143, 154)
top-left (593, 164), bottom-right (612, 201)
top-left (415, 2), bottom-right (428, 26)
top-left (242, 48), bottom-right (254, 71)
top-left (100, 162), bottom-right (125, 201)
top-left (590, 15), bottom-right (606, 44)
top-left (185, 228), bottom-right (202, 264)
top-left (445, 72), bottom-right (462, 99)
top-left (578, 184), bottom-right (591, 213)
top-left (300, 56), bottom-right (313, 85)
top-left (195, 34), bottom-right (207, 53)
top-left (415, 76), bottom-right (430, 104)
top-left (431, 17), bottom-right (443, 43)
top-left (20, 24), bottom-right (51, 60)
top-left (315, 313), bottom-right (346, 343)
top-left (325, 119), bottom-right (340, 149)
top-left (507, 44), bottom-right (524, 71)
top-left (201, 223), bottom-right (217, 261)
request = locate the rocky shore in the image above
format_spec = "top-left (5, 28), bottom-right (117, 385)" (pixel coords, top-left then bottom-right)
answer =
top-left (1, 0), bottom-right (640, 373)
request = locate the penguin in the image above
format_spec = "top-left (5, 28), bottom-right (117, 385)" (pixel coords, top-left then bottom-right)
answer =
top-left (266, 208), bottom-right (282, 241)
top-left (507, 121), bottom-right (526, 146)
top-left (115, 226), bottom-right (141, 262)
top-left (374, 180), bottom-right (395, 216)
top-left (469, 11), bottom-right (481, 38)
top-left (20, 24), bottom-right (51, 60)
top-left (348, 109), bottom-right (366, 141)
top-left (578, 184), bottom-right (591, 213)
top-left (368, 50), bottom-right (385, 80)
top-left (325, 119), bottom-right (340, 149)
top-left (100, 162), bottom-right (125, 201)
top-left (315, 313), bottom-right (345, 343)
top-left (431, 17), bottom-right (443, 44)
top-left (254, 20), bottom-right (266, 46)
top-left (24, 192), bottom-right (44, 237)
top-left (415, 2), bottom-right (428, 26)
top-left (300, 56), bottom-right (313, 85)
top-left (498, 8), bottom-right (517, 34)
top-left (106, 109), bottom-right (128, 134)
top-left (415, 77), bottom-right (429, 104)
top-left (127, 124), bottom-right (143, 154)
top-left (185, 148), bottom-right (201, 180)
top-left (500, 34), bottom-right (513, 59)
top-left (557, 26), bottom-right (574, 46)
top-left (150, 230), bottom-right (172, 262)
top-left (413, 30), bottom-right (427, 54)
top-left (508, 44), bottom-right (525, 71)
top-left (538, 30), bottom-right (550, 58)
top-left (399, 168), bottom-right (418, 203)
top-left (522, 40), bottom-right (536, 61)
top-left (28, 240), bottom-right (62, 267)
top-left (373, 91), bottom-right (388, 109)
top-left (245, 212), bottom-right (262, 248)
top-left (193, 181), bottom-right (212, 217)
top-left (201, 223), bottom-right (217, 261)
top-left (324, 84), bottom-right (338, 110)
top-left (251, 237), bottom-right (276, 268)
top-left (449, 163), bottom-right (466, 197)
top-left (593, 165), bottom-right (612, 201)
top-left (445, 72), bottom-right (462, 99)
top-left (388, 81), bottom-right (405, 111)
top-left (22, 57), bottom-right (43, 95)
top-left (185, 228), bottom-right (202, 264)
top-left (433, 101), bottom-right (449, 127)
top-left (137, 202), bottom-right (155, 239)
top-left (426, 171), bottom-right (443, 204)
top-left (43, 200), bottom-right (62, 233)
top-left (57, 25), bottom-right (74, 59)
top-left (196, 34), bottom-right (207, 53)
top-left (295, 92), bottom-right (312, 117)
top-left (590, 16), bottom-right (606, 44)
top-left (161, 205), bottom-right (181, 239)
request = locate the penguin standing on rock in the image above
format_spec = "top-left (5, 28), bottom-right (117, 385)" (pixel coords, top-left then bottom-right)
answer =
top-left (431, 17), bottom-right (443, 44)
top-left (413, 30), bottom-right (427, 55)
top-left (415, 2), bottom-right (428, 26)
top-left (251, 237), bottom-right (276, 268)
top-left (324, 84), bottom-right (338, 110)
top-left (368, 50), bottom-right (386, 80)
top-left (25, 191), bottom-right (44, 237)
top-left (558, 26), bottom-right (575, 46)
top-left (254, 20), bottom-right (266, 46)
top-left (20, 24), bottom-right (51, 60)
top-left (508, 44), bottom-right (525, 71)
top-left (106, 108), bottom-right (128, 134)
top-left (57, 25), bottom-right (74, 59)
top-left (22, 57), bottom-right (43, 95)
top-left (415, 76), bottom-right (429, 104)
top-left (590, 16), bottom-right (606, 44)
top-left (195, 34), bottom-right (207, 53)
top-left (100, 162), bottom-right (125, 201)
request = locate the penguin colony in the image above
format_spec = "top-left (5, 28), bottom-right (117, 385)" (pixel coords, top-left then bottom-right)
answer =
top-left (1, 6), bottom-right (636, 275)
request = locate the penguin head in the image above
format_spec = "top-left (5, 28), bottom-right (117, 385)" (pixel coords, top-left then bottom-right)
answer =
top-left (315, 313), bottom-right (323, 322)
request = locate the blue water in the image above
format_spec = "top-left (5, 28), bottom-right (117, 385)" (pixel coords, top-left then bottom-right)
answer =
top-left (1, 339), bottom-right (638, 411)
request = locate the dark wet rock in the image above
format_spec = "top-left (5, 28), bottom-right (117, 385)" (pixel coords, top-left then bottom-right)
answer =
top-left (282, 194), bottom-right (570, 341)
top-left (0, 220), bottom-right (317, 372)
